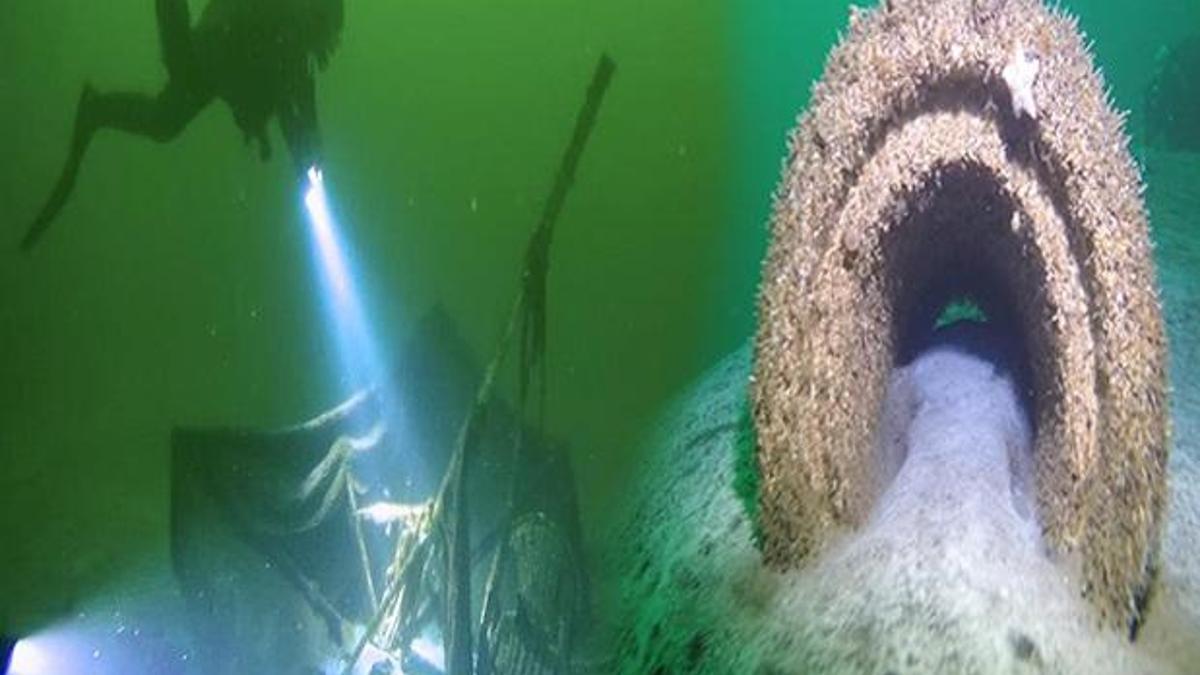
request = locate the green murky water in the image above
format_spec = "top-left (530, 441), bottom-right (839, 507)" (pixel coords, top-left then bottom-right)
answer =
top-left (1, 0), bottom-right (1197, 672)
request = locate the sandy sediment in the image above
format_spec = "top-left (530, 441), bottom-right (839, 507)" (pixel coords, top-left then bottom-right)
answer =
top-left (608, 334), bottom-right (1194, 672)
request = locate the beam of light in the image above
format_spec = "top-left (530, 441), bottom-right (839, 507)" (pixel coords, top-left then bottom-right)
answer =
top-left (4, 615), bottom-right (193, 675)
top-left (304, 166), bottom-right (449, 670)
top-left (304, 166), bottom-right (389, 396)
top-left (8, 631), bottom-right (83, 675)
top-left (7, 638), bottom-right (47, 675)
top-left (305, 169), bottom-right (354, 309)
top-left (303, 163), bottom-right (426, 496)
top-left (410, 634), bottom-right (445, 672)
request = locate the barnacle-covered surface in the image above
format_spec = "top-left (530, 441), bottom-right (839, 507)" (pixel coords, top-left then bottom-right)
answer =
top-left (1134, 150), bottom-right (1200, 663)
top-left (752, 0), bottom-right (1167, 627)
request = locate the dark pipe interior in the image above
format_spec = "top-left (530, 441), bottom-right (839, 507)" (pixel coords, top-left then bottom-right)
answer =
top-left (883, 163), bottom-right (1040, 431)
top-left (901, 266), bottom-right (1035, 417)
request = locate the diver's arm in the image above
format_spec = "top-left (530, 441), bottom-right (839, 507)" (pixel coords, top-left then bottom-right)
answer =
top-left (279, 69), bottom-right (321, 176)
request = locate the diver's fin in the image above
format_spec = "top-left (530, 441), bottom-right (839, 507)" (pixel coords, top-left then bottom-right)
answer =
top-left (21, 85), bottom-right (96, 252)
top-left (21, 145), bottom-right (83, 251)
top-left (22, 149), bottom-right (83, 250)
top-left (20, 222), bottom-right (46, 251)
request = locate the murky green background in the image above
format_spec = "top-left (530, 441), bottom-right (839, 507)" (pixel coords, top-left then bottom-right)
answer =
top-left (1, 0), bottom-right (1196, 636)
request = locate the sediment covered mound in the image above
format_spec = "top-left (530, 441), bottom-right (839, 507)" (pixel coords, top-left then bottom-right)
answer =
top-left (752, 0), bottom-right (1168, 628)
top-left (608, 345), bottom-right (1168, 673)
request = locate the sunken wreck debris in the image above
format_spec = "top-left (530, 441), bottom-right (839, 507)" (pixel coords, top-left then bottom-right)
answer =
top-left (170, 309), bottom-right (590, 674)
top-left (171, 53), bottom-right (615, 675)
top-left (752, 0), bottom-right (1168, 630)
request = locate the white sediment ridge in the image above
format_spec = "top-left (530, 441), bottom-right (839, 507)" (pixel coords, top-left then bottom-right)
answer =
top-left (785, 345), bottom-right (1150, 673)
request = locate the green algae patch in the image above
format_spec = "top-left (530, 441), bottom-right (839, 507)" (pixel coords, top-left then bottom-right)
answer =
top-left (935, 297), bottom-right (989, 329)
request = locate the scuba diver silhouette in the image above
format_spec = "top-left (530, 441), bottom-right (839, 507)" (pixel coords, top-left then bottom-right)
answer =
top-left (21, 0), bottom-right (344, 250)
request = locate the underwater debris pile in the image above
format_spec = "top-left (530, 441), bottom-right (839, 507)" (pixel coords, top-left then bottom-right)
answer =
top-left (169, 54), bottom-right (615, 675)
top-left (751, 0), bottom-right (1167, 628)
top-left (170, 310), bottom-right (591, 674)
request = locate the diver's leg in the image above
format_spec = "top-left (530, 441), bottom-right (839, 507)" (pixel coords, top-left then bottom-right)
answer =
top-left (84, 80), bottom-right (209, 142)
top-left (155, 0), bottom-right (194, 79)
top-left (21, 81), bottom-right (210, 250)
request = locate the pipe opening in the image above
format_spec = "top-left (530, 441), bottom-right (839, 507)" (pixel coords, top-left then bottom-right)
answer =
top-left (882, 162), bottom-right (1044, 445)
